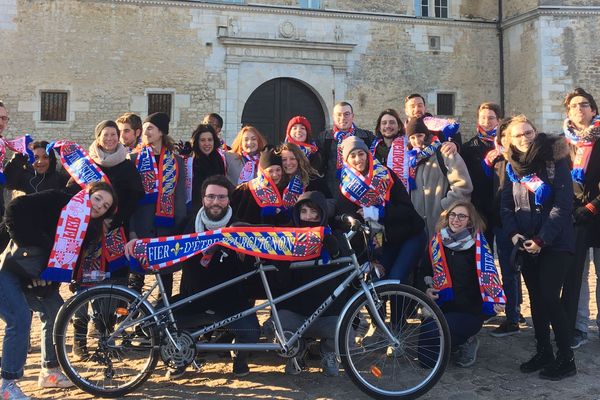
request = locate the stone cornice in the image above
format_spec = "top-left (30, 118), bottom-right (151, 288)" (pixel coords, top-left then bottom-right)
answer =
top-left (218, 36), bottom-right (355, 52)
top-left (104, 0), bottom-right (497, 29)
top-left (502, 6), bottom-right (600, 30)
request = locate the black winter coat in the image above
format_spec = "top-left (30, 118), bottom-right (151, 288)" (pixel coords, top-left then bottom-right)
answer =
top-left (461, 136), bottom-right (495, 227)
top-left (4, 153), bottom-right (69, 194)
top-left (437, 245), bottom-right (482, 316)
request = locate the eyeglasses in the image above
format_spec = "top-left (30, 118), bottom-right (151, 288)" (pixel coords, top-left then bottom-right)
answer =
top-left (448, 212), bottom-right (469, 221)
top-left (511, 130), bottom-right (536, 140)
top-left (204, 194), bottom-right (228, 201)
top-left (0, 116), bottom-right (9, 122)
top-left (569, 102), bottom-right (591, 109)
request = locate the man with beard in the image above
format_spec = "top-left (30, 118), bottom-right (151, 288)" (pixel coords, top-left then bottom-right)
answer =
top-left (172, 174), bottom-right (260, 379)
top-left (316, 101), bottom-right (374, 196)
top-left (560, 88), bottom-right (600, 349)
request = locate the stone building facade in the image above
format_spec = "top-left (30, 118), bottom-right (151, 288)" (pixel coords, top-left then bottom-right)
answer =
top-left (0, 0), bottom-right (598, 146)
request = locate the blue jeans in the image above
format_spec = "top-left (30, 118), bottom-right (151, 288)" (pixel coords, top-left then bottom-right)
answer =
top-left (0, 270), bottom-right (64, 378)
top-left (418, 312), bottom-right (483, 368)
top-left (494, 226), bottom-right (522, 324)
top-left (381, 229), bottom-right (428, 283)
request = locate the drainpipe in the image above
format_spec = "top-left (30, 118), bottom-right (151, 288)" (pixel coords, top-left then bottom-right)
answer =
top-left (498, 0), bottom-right (505, 116)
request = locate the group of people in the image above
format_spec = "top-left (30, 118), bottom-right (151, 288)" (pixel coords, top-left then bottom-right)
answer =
top-left (0, 86), bottom-right (598, 399)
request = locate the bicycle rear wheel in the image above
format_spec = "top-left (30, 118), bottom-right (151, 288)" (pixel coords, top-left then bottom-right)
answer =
top-left (338, 283), bottom-right (450, 400)
top-left (53, 285), bottom-right (160, 398)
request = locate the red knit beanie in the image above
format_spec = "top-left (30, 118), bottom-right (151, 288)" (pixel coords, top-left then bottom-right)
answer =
top-left (286, 116), bottom-right (312, 137)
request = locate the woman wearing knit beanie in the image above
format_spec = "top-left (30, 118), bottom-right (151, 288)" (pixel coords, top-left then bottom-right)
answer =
top-left (285, 115), bottom-right (323, 171)
top-left (127, 112), bottom-right (187, 300)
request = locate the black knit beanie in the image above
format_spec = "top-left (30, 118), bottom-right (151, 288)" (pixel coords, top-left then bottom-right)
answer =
top-left (144, 112), bottom-right (170, 135)
top-left (259, 148), bottom-right (283, 170)
top-left (406, 117), bottom-right (430, 137)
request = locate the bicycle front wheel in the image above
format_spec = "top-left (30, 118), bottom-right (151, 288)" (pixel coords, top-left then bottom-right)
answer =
top-left (338, 283), bottom-right (450, 400)
top-left (53, 285), bottom-right (160, 398)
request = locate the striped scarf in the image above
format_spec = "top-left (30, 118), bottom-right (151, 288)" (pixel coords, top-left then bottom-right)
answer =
top-left (430, 229), bottom-right (506, 315)
top-left (340, 154), bottom-right (393, 214)
top-left (285, 133), bottom-right (318, 158)
top-left (333, 123), bottom-right (355, 179)
top-left (249, 168), bottom-right (284, 216)
top-left (238, 152), bottom-right (260, 184)
top-left (371, 136), bottom-right (409, 191)
top-left (407, 140), bottom-right (442, 190)
top-left (477, 125), bottom-right (497, 143)
top-left (506, 163), bottom-right (551, 206)
top-left (136, 145), bottom-right (179, 227)
top-left (563, 116), bottom-right (600, 185)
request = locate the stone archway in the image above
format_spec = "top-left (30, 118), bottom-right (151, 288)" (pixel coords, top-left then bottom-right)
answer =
top-left (241, 78), bottom-right (326, 145)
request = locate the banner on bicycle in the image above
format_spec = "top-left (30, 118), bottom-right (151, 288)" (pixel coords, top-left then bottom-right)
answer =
top-left (129, 226), bottom-right (331, 272)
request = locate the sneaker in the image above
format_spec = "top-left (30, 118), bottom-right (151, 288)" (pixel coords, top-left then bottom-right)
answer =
top-left (38, 367), bottom-right (75, 388)
top-left (72, 344), bottom-right (90, 361)
top-left (232, 357), bottom-right (250, 377)
top-left (520, 349), bottom-right (555, 373)
top-left (1, 380), bottom-right (30, 400)
top-left (166, 366), bottom-right (187, 379)
top-left (539, 352), bottom-right (577, 381)
top-left (284, 357), bottom-right (306, 375)
top-left (490, 321), bottom-right (520, 337)
top-left (320, 352), bottom-right (339, 377)
top-left (570, 329), bottom-right (588, 349)
top-left (455, 336), bottom-right (479, 368)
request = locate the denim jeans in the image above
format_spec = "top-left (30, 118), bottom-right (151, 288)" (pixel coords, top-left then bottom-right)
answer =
top-left (494, 226), bottom-right (522, 324)
top-left (576, 248), bottom-right (600, 333)
top-left (0, 270), bottom-right (32, 379)
top-left (25, 288), bottom-right (63, 369)
top-left (278, 309), bottom-right (338, 353)
top-left (418, 312), bottom-right (483, 368)
top-left (381, 229), bottom-right (428, 283)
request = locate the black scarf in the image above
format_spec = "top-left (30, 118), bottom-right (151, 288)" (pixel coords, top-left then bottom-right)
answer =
top-left (193, 150), bottom-right (225, 179)
top-left (508, 133), bottom-right (553, 177)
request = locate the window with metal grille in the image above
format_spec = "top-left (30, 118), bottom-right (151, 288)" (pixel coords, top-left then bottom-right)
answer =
top-left (434, 0), bottom-right (448, 18)
top-left (40, 91), bottom-right (68, 122)
top-left (148, 93), bottom-right (172, 119)
top-left (437, 93), bottom-right (455, 116)
top-left (299, 0), bottom-right (321, 8)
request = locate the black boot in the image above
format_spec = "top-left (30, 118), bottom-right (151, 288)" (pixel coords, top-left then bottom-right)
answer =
top-left (520, 345), bottom-right (555, 373)
top-left (539, 351), bottom-right (576, 381)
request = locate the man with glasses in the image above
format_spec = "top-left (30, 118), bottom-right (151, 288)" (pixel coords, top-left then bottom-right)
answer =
top-left (172, 174), bottom-right (259, 379)
top-left (561, 88), bottom-right (600, 349)
top-left (316, 101), bottom-right (374, 195)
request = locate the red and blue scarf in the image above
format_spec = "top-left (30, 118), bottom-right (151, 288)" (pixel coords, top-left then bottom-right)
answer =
top-left (0, 134), bottom-right (34, 184)
top-left (563, 116), bottom-right (600, 185)
top-left (477, 125), bottom-right (497, 143)
top-left (285, 133), bottom-right (318, 159)
top-left (136, 145), bottom-right (179, 227)
top-left (370, 136), bottom-right (409, 191)
top-left (129, 226), bottom-right (330, 272)
top-left (333, 123), bottom-right (355, 179)
top-left (407, 140), bottom-right (442, 191)
top-left (47, 141), bottom-right (129, 277)
top-left (340, 154), bottom-right (393, 218)
top-left (429, 230), bottom-right (506, 315)
top-left (249, 168), bottom-right (284, 216)
top-left (482, 141), bottom-right (505, 178)
top-left (506, 163), bottom-right (551, 206)
top-left (282, 174), bottom-right (305, 209)
top-left (238, 152), bottom-right (260, 184)
top-left (423, 116), bottom-right (460, 141)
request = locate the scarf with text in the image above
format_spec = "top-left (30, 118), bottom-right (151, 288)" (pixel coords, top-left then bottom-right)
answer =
top-left (340, 154), bottom-right (393, 217)
top-left (0, 135), bottom-right (34, 184)
top-left (40, 190), bottom-right (91, 282)
top-left (370, 136), bottom-right (409, 190)
top-left (563, 116), bottom-right (600, 185)
top-left (135, 145), bottom-right (179, 227)
top-left (49, 140), bottom-right (129, 273)
top-left (333, 123), bottom-right (356, 179)
top-left (249, 168), bottom-right (284, 216)
top-left (238, 152), bottom-right (260, 184)
top-left (407, 140), bottom-right (442, 190)
top-left (285, 133), bottom-right (318, 158)
top-left (129, 226), bottom-right (330, 272)
top-left (282, 174), bottom-right (306, 209)
top-left (423, 116), bottom-right (460, 141)
top-left (506, 163), bottom-right (551, 206)
top-left (183, 155), bottom-right (193, 208)
top-left (430, 229), bottom-right (506, 315)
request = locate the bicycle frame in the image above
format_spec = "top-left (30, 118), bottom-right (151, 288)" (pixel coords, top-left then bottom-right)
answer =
top-left (108, 230), bottom-right (401, 356)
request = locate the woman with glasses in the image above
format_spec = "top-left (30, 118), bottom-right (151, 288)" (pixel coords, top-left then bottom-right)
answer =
top-left (500, 114), bottom-right (576, 380)
top-left (420, 201), bottom-right (505, 369)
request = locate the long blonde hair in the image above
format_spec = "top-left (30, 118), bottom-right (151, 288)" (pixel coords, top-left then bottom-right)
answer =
top-left (435, 200), bottom-right (486, 233)
top-left (229, 126), bottom-right (267, 158)
top-left (276, 142), bottom-right (320, 186)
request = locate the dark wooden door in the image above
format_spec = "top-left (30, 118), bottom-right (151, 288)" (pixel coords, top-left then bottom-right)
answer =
top-left (241, 78), bottom-right (326, 146)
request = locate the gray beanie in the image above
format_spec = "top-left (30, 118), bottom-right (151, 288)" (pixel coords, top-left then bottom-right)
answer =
top-left (341, 136), bottom-right (369, 162)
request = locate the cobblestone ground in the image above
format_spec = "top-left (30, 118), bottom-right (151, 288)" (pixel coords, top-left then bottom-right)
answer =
top-left (2, 265), bottom-right (599, 400)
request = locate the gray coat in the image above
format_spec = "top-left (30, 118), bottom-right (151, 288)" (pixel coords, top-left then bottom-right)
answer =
top-left (128, 152), bottom-right (187, 239)
top-left (224, 151), bottom-right (257, 186)
top-left (410, 149), bottom-right (473, 238)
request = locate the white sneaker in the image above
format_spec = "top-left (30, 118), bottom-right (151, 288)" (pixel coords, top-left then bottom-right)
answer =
top-left (1, 379), bottom-right (31, 400)
top-left (38, 367), bottom-right (75, 388)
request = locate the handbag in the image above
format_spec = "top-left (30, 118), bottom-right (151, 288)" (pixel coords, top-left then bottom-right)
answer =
top-left (0, 240), bottom-right (50, 280)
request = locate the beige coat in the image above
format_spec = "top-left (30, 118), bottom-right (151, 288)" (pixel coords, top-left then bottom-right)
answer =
top-left (410, 150), bottom-right (473, 239)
